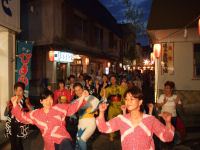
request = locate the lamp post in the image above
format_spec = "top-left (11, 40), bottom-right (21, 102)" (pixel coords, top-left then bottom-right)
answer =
top-left (153, 44), bottom-right (161, 103)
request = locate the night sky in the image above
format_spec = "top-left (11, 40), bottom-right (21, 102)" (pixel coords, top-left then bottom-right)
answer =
top-left (99, 0), bottom-right (152, 46)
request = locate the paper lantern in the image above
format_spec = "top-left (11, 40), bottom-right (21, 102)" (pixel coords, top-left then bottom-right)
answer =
top-left (198, 18), bottom-right (200, 36)
top-left (150, 52), bottom-right (155, 62)
top-left (153, 44), bottom-right (161, 58)
top-left (107, 62), bottom-right (111, 68)
top-left (49, 51), bottom-right (54, 61)
top-left (85, 58), bottom-right (89, 65)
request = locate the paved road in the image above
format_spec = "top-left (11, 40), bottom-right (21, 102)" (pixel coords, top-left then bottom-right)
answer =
top-left (1, 129), bottom-right (200, 150)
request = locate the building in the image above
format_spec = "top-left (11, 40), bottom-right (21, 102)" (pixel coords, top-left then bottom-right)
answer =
top-left (119, 24), bottom-right (136, 71)
top-left (19, 0), bottom-right (135, 98)
top-left (0, 1), bottom-right (20, 120)
top-left (147, 0), bottom-right (200, 127)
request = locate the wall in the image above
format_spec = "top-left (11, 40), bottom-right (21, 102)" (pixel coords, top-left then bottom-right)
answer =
top-left (21, 0), bottom-right (54, 45)
top-left (148, 28), bottom-right (200, 90)
top-left (0, 29), bottom-right (15, 120)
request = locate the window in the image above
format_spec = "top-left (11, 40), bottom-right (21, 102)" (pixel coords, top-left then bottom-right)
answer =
top-left (194, 44), bottom-right (200, 77)
top-left (94, 26), bottom-right (103, 46)
top-left (74, 15), bottom-right (88, 41)
top-left (109, 32), bottom-right (114, 48)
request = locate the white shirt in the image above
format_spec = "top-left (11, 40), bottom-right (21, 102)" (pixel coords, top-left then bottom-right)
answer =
top-left (157, 94), bottom-right (181, 117)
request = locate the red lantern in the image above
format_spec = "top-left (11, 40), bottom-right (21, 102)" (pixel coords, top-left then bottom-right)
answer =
top-left (85, 58), bottom-right (89, 65)
top-left (198, 18), bottom-right (200, 36)
top-left (153, 44), bottom-right (161, 58)
top-left (49, 51), bottom-right (54, 61)
top-left (150, 52), bottom-right (155, 62)
top-left (107, 62), bottom-right (111, 68)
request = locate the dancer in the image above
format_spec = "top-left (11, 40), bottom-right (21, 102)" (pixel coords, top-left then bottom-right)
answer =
top-left (11, 89), bottom-right (88, 150)
top-left (100, 75), bottom-right (127, 141)
top-left (96, 86), bottom-right (174, 150)
top-left (5, 82), bottom-right (33, 150)
top-left (74, 83), bottom-right (99, 150)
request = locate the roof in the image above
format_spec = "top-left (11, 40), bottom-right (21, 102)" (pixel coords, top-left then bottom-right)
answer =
top-left (147, 0), bottom-right (200, 30)
top-left (65, 0), bottom-right (121, 37)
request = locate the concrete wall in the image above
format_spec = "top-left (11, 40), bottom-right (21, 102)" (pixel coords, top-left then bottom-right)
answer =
top-left (0, 29), bottom-right (15, 120)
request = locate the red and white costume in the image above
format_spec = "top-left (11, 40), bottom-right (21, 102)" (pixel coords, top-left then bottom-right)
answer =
top-left (12, 98), bottom-right (86, 150)
top-left (53, 89), bottom-right (74, 104)
top-left (96, 113), bottom-right (174, 150)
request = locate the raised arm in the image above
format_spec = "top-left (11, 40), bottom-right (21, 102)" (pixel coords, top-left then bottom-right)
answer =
top-left (152, 113), bottom-right (175, 142)
top-left (96, 103), bottom-right (119, 133)
top-left (11, 96), bottom-right (34, 125)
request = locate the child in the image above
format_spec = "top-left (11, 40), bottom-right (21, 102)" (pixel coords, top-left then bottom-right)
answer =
top-left (11, 89), bottom-right (88, 150)
top-left (96, 86), bottom-right (174, 150)
top-left (5, 82), bottom-right (33, 150)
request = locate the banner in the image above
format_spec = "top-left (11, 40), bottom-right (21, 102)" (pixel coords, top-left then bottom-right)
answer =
top-left (161, 42), bottom-right (174, 75)
top-left (16, 41), bottom-right (33, 97)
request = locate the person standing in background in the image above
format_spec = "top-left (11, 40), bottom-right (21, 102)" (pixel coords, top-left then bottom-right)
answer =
top-left (5, 82), bottom-right (33, 150)
top-left (54, 80), bottom-right (74, 104)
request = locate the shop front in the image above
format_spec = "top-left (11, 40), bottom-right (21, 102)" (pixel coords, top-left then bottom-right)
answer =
top-left (0, 0), bottom-right (20, 120)
top-left (47, 50), bottom-right (90, 89)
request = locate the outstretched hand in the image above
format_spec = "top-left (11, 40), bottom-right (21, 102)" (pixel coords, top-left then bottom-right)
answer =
top-left (158, 112), bottom-right (172, 123)
top-left (11, 96), bottom-right (18, 108)
top-left (99, 103), bottom-right (109, 113)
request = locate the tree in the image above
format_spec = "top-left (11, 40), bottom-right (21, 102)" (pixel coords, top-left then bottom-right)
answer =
top-left (122, 0), bottom-right (147, 38)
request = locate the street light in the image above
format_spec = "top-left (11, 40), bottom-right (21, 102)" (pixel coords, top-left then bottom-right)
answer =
top-left (153, 43), bottom-right (161, 103)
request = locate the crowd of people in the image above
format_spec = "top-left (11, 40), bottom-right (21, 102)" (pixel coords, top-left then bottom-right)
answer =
top-left (4, 70), bottom-right (184, 150)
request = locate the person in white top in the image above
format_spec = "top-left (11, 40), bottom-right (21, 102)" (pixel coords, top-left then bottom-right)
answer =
top-left (156, 81), bottom-right (182, 146)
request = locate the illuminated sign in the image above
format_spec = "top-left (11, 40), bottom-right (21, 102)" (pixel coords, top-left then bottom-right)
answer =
top-left (105, 67), bottom-right (109, 75)
top-left (49, 51), bottom-right (74, 63)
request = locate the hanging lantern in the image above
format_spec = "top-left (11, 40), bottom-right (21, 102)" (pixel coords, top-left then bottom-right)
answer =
top-left (85, 57), bottom-right (89, 65)
top-left (49, 51), bottom-right (54, 61)
top-left (150, 52), bottom-right (155, 62)
top-left (153, 44), bottom-right (161, 58)
top-left (119, 63), bottom-right (122, 68)
top-left (107, 62), bottom-right (111, 68)
top-left (198, 18), bottom-right (200, 36)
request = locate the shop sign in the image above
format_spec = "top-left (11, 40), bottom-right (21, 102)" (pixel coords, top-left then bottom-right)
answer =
top-left (161, 42), bottom-right (174, 75)
top-left (49, 51), bottom-right (74, 63)
top-left (0, 0), bottom-right (20, 31)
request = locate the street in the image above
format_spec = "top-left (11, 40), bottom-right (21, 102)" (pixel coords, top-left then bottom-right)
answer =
top-left (1, 127), bottom-right (200, 150)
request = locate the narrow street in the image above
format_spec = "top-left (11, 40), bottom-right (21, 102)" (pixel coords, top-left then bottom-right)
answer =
top-left (1, 128), bottom-right (200, 150)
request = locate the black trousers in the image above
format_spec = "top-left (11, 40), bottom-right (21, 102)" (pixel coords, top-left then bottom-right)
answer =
top-left (10, 136), bottom-right (24, 150)
top-left (55, 138), bottom-right (73, 150)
